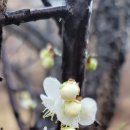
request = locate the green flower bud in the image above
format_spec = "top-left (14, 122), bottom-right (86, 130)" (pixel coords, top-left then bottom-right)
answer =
top-left (41, 57), bottom-right (54, 69)
top-left (86, 57), bottom-right (98, 71)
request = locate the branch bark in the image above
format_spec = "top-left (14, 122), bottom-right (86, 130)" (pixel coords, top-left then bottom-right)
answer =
top-left (62, 0), bottom-right (92, 87)
top-left (0, 6), bottom-right (69, 26)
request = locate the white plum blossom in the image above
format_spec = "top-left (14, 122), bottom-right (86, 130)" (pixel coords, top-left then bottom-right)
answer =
top-left (40, 77), bottom-right (61, 120)
top-left (40, 77), bottom-right (97, 128)
top-left (55, 98), bottom-right (97, 128)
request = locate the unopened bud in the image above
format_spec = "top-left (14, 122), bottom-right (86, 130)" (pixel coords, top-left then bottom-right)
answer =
top-left (60, 79), bottom-right (80, 100)
top-left (86, 57), bottom-right (98, 71)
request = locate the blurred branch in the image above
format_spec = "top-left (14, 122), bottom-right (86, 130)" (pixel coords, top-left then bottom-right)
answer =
top-left (2, 44), bottom-right (27, 130)
top-left (11, 65), bottom-right (42, 130)
top-left (0, 6), bottom-right (69, 26)
top-left (82, 0), bottom-right (126, 130)
top-left (6, 26), bottom-right (47, 51)
top-left (5, 25), bottom-right (47, 51)
top-left (12, 65), bottom-right (36, 99)
top-left (40, 0), bottom-right (63, 34)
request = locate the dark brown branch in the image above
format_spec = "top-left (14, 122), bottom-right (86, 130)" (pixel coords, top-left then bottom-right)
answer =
top-left (2, 44), bottom-right (27, 130)
top-left (0, 6), bottom-right (69, 26)
top-left (62, 0), bottom-right (91, 87)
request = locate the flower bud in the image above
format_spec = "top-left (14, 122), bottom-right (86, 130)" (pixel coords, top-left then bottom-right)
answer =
top-left (64, 100), bottom-right (81, 117)
top-left (60, 79), bottom-right (80, 100)
top-left (20, 92), bottom-right (37, 110)
top-left (40, 49), bottom-right (49, 59)
top-left (41, 57), bottom-right (54, 69)
top-left (86, 57), bottom-right (98, 71)
top-left (40, 45), bottom-right (54, 69)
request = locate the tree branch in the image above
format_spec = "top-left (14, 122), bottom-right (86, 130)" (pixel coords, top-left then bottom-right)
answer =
top-left (0, 6), bottom-right (69, 26)
top-left (62, 0), bottom-right (91, 87)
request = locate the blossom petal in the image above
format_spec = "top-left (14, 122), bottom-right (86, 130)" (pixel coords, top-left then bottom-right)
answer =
top-left (43, 77), bottom-right (61, 98)
top-left (55, 99), bottom-right (79, 128)
top-left (40, 94), bottom-right (55, 112)
top-left (79, 98), bottom-right (97, 126)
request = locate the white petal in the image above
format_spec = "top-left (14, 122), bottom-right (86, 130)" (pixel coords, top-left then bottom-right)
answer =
top-left (79, 98), bottom-right (97, 126)
top-left (40, 94), bottom-right (55, 112)
top-left (43, 77), bottom-right (61, 98)
top-left (55, 99), bottom-right (79, 128)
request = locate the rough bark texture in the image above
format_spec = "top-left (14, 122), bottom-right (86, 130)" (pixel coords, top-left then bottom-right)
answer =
top-left (82, 0), bottom-right (126, 130)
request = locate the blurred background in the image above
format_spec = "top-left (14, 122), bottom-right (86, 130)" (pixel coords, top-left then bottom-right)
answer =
top-left (0, 0), bottom-right (130, 130)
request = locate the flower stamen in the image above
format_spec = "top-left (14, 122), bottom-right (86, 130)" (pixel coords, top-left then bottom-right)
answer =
top-left (43, 108), bottom-right (55, 121)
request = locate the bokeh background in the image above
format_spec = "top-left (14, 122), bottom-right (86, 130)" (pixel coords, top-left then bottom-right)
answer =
top-left (0, 0), bottom-right (130, 130)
